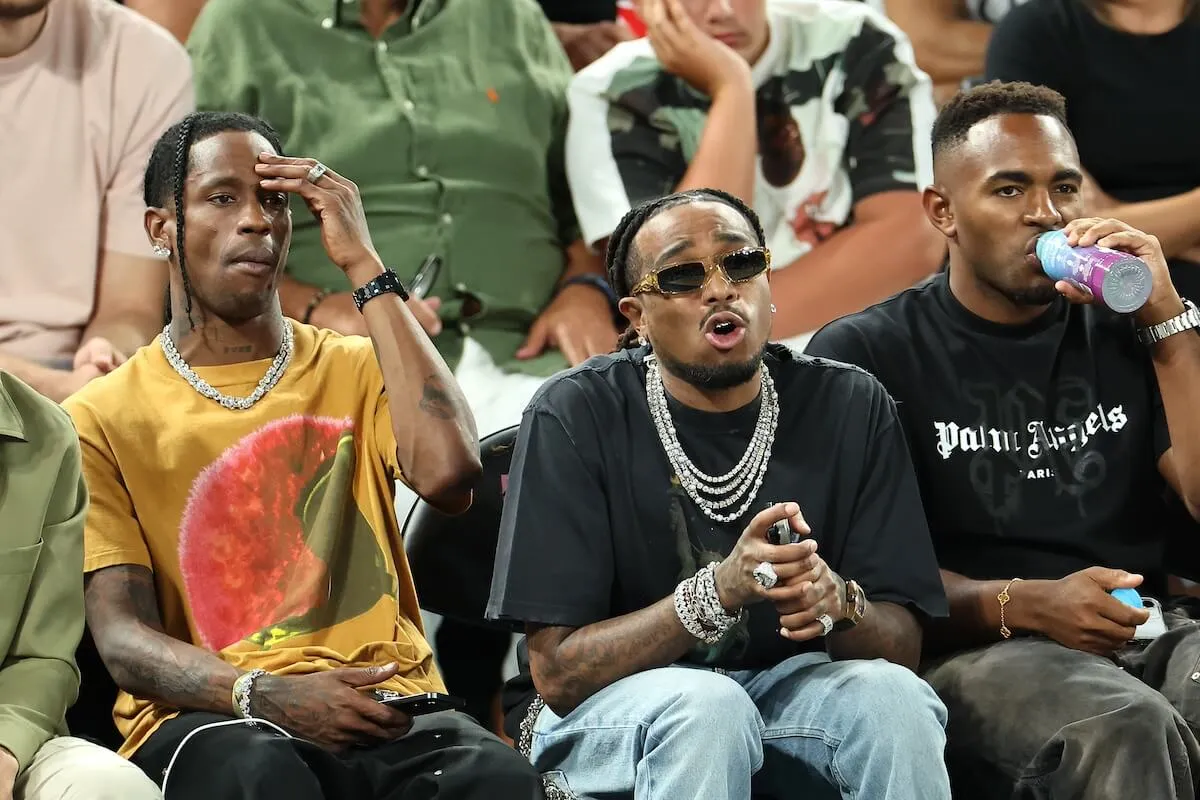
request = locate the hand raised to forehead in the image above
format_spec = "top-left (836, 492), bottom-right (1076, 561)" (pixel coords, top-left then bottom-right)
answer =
top-left (255, 153), bottom-right (380, 274)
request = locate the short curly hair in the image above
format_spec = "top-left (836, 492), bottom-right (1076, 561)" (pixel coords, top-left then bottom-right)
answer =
top-left (932, 81), bottom-right (1068, 162)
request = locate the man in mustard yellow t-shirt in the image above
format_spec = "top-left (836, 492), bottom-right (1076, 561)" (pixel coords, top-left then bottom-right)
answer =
top-left (64, 111), bottom-right (543, 799)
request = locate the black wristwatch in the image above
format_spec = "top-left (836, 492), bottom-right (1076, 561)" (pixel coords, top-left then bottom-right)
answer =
top-left (352, 269), bottom-right (409, 312)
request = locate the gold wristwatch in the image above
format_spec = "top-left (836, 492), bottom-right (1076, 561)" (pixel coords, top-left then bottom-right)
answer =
top-left (833, 579), bottom-right (867, 632)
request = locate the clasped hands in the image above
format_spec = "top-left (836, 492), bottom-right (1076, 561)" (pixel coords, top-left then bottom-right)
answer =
top-left (713, 502), bottom-right (846, 641)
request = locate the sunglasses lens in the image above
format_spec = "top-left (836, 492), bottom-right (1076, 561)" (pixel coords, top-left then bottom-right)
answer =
top-left (656, 262), bottom-right (707, 294)
top-left (723, 249), bottom-right (769, 282)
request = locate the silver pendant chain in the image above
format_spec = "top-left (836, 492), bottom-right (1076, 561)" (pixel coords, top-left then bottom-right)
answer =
top-left (159, 323), bottom-right (294, 411)
top-left (645, 355), bottom-right (778, 523)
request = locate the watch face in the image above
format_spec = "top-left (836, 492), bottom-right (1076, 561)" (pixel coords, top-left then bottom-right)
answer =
top-left (847, 580), bottom-right (864, 622)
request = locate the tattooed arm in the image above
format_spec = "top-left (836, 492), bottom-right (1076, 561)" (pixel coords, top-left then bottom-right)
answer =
top-left (347, 257), bottom-right (481, 515)
top-left (827, 601), bottom-right (923, 670)
top-left (526, 597), bottom-right (697, 717)
top-left (85, 565), bottom-right (241, 714)
top-left (255, 154), bottom-right (478, 511)
top-left (86, 564), bottom-right (415, 748)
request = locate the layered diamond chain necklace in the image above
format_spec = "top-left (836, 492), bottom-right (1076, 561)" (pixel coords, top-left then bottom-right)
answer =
top-left (645, 354), bottom-right (779, 523)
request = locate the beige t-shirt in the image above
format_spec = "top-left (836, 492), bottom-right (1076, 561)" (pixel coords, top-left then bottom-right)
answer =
top-left (0, 0), bottom-right (193, 363)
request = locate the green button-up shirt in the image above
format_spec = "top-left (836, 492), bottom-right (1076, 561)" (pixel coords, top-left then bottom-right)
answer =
top-left (188, 0), bottom-right (577, 375)
top-left (0, 372), bottom-right (87, 774)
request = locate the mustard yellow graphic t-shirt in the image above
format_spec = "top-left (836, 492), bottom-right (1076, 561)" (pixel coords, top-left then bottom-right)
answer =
top-left (65, 321), bottom-right (444, 757)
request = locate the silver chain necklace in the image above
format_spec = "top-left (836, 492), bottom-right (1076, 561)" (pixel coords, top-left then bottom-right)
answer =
top-left (159, 322), bottom-right (294, 410)
top-left (645, 355), bottom-right (778, 523)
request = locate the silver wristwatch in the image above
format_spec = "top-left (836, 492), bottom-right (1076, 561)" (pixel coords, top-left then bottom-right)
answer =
top-left (1137, 299), bottom-right (1200, 346)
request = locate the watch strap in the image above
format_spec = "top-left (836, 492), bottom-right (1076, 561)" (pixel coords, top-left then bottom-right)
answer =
top-left (1138, 298), bottom-right (1200, 346)
top-left (832, 579), bottom-right (866, 632)
top-left (352, 269), bottom-right (409, 312)
top-left (558, 273), bottom-right (624, 326)
top-left (559, 274), bottom-right (618, 305)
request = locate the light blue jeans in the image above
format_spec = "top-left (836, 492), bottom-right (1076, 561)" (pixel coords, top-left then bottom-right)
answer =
top-left (530, 652), bottom-right (951, 799)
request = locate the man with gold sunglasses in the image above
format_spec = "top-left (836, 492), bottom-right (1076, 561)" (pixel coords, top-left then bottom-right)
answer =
top-left (490, 189), bottom-right (951, 798)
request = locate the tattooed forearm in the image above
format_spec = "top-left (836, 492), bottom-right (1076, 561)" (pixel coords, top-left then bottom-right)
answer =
top-left (86, 565), bottom-right (240, 714)
top-left (527, 597), bottom-right (697, 716)
top-left (826, 601), bottom-right (923, 670)
top-left (417, 375), bottom-right (457, 420)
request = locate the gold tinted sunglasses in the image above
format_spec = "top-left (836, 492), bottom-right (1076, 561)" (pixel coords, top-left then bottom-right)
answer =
top-left (631, 247), bottom-right (772, 295)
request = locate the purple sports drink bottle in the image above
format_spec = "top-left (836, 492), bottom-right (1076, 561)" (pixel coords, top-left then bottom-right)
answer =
top-left (1035, 230), bottom-right (1152, 313)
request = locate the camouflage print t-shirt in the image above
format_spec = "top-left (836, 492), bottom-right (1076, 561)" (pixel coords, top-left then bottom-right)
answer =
top-left (566, 0), bottom-right (935, 268)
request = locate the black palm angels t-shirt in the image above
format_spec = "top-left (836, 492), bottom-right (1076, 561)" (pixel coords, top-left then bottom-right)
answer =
top-left (487, 344), bottom-right (947, 672)
top-left (807, 272), bottom-right (1173, 595)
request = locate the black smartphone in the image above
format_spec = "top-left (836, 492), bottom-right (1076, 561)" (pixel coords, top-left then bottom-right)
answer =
top-left (766, 502), bottom-right (801, 545)
top-left (767, 519), bottom-right (795, 545)
top-left (373, 690), bottom-right (464, 715)
top-left (409, 255), bottom-right (442, 299)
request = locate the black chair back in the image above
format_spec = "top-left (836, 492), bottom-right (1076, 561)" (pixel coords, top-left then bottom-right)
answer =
top-left (402, 425), bottom-right (521, 631)
top-left (65, 626), bottom-right (122, 750)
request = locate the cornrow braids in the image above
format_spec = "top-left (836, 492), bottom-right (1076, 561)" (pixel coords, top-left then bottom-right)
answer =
top-left (171, 115), bottom-right (197, 327)
top-left (605, 188), bottom-right (766, 351)
top-left (143, 111), bottom-right (286, 327)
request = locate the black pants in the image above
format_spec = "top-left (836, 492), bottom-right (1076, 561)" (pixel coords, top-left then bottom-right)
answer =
top-left (923, 604), bottom-right (1200, 799)
top-left (434, 619), bottom-right (512, 730)
top-left (133, 710), bottom-right (544, 800)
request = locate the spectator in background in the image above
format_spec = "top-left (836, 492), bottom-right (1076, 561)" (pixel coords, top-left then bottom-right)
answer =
top-left (881, 0), bottom-right (1029, 105)
top-left (0, 0), bottom-right (192, 402)
top-left (120, 0), bottom-right (206, 42)
top-left (122, 0), bottom-right (633, 68)
top-left (808, 81), bottom-right (1200, 798)
top-left (567, 0), bottom-right (944, 352)
top-left (986, 0), bottom-right (1200, 301)
top-left (0, 372), bottom-right (162, 799)
top-left (537, 0), bottom-right (634, 71)
top-left (188, 0), bottom-right (617, 443)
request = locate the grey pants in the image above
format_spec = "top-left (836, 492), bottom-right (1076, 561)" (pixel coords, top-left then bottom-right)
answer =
top-left (923, 605), bottom-right (1200, 799)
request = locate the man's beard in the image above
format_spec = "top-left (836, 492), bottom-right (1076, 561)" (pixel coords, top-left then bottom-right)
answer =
top-left (976, 258), bottom-right (1061, 308)
top-left (993, 280), bottom-right (1060, 308)
top-left (0, 0), bottom-right (50, 20)
top-left (656, 344), bottom-right (766, 391)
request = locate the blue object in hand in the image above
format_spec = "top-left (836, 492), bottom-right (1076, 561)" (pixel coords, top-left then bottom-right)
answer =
top-left (1111, 587), bottom-right (1143, 608)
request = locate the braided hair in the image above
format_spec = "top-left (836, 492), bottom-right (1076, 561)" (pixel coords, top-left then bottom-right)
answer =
top-left (143, 111), bottom-right (285, 327)
top-left (606, 188), bottom-right (766, 350)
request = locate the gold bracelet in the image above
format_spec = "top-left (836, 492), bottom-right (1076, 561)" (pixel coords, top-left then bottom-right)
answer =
top-left (998, 577), bottom-right (1023, 639)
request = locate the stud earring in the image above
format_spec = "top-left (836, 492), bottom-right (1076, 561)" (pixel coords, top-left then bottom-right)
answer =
top-left (770, 304), bottom-right (777, 314)
top-left (152, 244), bottom-right (170, 258)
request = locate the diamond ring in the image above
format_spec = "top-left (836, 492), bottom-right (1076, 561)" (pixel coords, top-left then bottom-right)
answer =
top-left (752, 562), bottom-right (778, 590)
top-left (306, 162), bottom-right (329, 184)
top-left (817, 613), bottom-right (835, 636)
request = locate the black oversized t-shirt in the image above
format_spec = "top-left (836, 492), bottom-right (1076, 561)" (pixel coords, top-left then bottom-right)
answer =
top-left (487, 344), bottom-right (947, 671)
top-left (807, 272), bottom-right (1172, 594)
